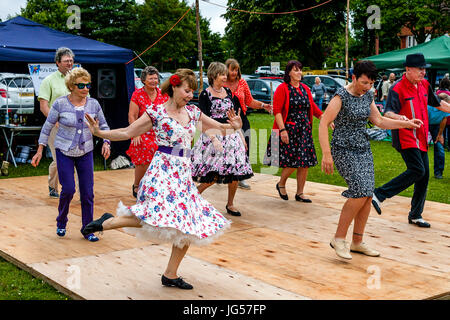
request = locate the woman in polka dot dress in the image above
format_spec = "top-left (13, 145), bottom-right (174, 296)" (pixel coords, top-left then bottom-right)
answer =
top-left (264, 60), bottom-right (323, 202)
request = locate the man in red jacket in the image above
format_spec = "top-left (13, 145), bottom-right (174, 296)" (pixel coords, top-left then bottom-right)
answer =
top-left (371, 53), bottom-right (450, 227)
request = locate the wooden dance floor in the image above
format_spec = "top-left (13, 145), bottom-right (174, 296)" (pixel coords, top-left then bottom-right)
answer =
top-left (0, 169), bottom-right (449, 300)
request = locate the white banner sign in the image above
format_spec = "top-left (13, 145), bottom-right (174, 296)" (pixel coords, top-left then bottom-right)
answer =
top-left (270, 62), bottom-right (280, 75)
top-left (27, 63), bottom-right (80, 96)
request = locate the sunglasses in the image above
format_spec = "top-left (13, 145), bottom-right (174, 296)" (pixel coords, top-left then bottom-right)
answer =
top-left (74, 83), bottom-right (91, 89)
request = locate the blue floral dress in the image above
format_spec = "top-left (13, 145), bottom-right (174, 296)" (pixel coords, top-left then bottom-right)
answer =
top-left (117, 103), bottom-right (231, 248)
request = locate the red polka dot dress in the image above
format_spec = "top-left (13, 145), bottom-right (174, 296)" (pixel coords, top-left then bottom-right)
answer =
top-left (126, 87), bottom-right (168, 165)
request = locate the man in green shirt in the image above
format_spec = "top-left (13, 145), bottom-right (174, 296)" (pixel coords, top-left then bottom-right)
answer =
top-left (38, 47), bottom-right (74, 198)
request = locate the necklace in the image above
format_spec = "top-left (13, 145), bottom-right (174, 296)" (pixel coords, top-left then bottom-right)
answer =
top-left (211, 86), bottom-right (223, 94)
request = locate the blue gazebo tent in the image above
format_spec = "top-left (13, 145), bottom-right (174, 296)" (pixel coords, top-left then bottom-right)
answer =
top-left (0, 16), bottom-right (136, 156)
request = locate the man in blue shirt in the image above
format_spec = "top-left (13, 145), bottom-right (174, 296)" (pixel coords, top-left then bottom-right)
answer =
top-left (428, 92), bottom-right (450, 179)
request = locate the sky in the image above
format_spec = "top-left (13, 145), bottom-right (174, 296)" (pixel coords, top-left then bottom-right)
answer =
top-left (0, 0), bottom-right (228, 35)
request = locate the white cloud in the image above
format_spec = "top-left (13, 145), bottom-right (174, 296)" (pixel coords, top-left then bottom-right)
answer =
top-left (0, 0), bottom-right (27, 21)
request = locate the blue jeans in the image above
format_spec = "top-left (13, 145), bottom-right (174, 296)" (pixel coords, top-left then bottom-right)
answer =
top-left (314, 96), bottom-right (323, 110)
top-left (429, 124), bottom-right (445, 176)
top-left (374, 148), bottom-right (429, 220)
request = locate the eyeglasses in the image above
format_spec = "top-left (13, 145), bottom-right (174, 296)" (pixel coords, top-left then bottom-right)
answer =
top-left (61, 59), bottom-right (74, 64)
top-left (74, 83), bottom-right (91, 89)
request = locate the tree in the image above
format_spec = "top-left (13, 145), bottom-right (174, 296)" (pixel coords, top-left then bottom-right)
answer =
top-left (224, 0), bottom-right (347, 72)
top-left (131, 0), bottom-right (196, 71)
top-left (351, 0), bottom-right (450, 57)
top-left (21, 0), bottom-right (71, 31)
top-left (68, 0), bottom-right (138, 49)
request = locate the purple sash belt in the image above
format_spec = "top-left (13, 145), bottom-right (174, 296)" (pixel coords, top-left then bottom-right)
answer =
top-left (157, 145), bottom-right (191, 158)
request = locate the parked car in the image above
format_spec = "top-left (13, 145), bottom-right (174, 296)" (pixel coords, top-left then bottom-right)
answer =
top-left (189, 78), bottom-right (209, 106)
top-left (159, 72), bottom-right (172, 84)
top-left (0, 73), bottom-right (35, 115)
top-left (134, 68), bottom-right (143, 79)
top-left (134, 69), bottom-right (144, 90)
top-left (255, 66), bottom-right (283, 77)
top-left (246, 78), bottom-right (283, 113)
top-left (301, 75), bottom-right (345, 109)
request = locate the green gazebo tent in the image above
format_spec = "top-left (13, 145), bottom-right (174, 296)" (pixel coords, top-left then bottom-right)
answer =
top-left (365, 35), bottom-right (450, 71)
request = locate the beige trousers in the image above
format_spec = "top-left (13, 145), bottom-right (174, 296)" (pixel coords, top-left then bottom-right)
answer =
top-left (47, 126), bottom-right (59, 192)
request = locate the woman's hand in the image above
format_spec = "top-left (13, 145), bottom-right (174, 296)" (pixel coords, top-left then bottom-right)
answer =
top-left (405, 118), bottom-right (423, 129)
top-left (132, 135), bottom-right (142, 146)
top-left (31, 152), bottom-right (42, 167)
top-left (84, 114), bottom-right (101, 137)
top-left (329, 121), bottom-right (335, 130)
top-left (102, 142), bottom-right (111, 160)
top-left (436, 134), bottom-right (444, 145)
top-left (211, 136), bottom-right (223, 153)
top-left (280, 130), bottom-right (289, 144)
top-left (31, 145), bottom-right (44, 167)
top-left (321, 153), bottom-right (334, 175)
top-left (263, 103), bottom-right (273, 113)
top-left (226, 108), bottom-right (242, 130)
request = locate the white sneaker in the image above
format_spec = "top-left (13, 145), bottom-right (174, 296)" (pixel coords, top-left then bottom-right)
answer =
top-left (350, 242), bottom-right (380, 257)
top-left (238, 180), bottom-right (251, 190)
top-left (330, 238), bottom-right (352, 260)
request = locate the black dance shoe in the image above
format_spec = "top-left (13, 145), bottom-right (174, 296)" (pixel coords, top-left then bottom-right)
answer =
top-left (226, 205), bottom-right (241, 216)
top-left (295, 193), bottom-right (312, 203)
top-left (161, 275), bottom-right (193, 290)
top-left (82, 213), bottom-right (114, 236)
top-left (276, 183), bottom-right (288, 200)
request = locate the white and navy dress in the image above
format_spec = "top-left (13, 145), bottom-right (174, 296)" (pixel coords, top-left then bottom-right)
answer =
top-left (331, 87), bottom-right (374, 198)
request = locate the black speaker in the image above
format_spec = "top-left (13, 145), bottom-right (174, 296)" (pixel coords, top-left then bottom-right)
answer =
top-left (98, 69), bottom-right (116, 99)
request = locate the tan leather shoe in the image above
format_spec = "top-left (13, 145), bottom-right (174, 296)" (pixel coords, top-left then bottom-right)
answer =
top-left (330, 238), bottom-right (352, 260)
top-left (350, 242), bottom-right (380, 257)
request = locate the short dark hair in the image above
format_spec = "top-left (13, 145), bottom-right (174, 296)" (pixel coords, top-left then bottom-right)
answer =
top-left (439, 77), bottom-right (450, 90)
top-left (353, 60), bottom-right (377, 81)
top-left (283, 60), bottom-right (303, 83)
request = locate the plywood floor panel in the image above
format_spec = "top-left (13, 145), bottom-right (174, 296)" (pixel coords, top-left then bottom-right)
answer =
top-left (1, 170), bottom-right (449, 300)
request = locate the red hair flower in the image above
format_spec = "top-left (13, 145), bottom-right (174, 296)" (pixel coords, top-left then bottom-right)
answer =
top-left (170, 74), bottom-right (181, 86)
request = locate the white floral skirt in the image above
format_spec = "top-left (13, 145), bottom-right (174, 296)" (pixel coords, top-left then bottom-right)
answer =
top-left (117, 151), bottom-right (231, 248)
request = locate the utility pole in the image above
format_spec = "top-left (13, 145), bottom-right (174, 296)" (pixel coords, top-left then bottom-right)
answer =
top-left (345, 0), bottom-right (349, 84)
top-left (195, 0), bottom-right (203, 90)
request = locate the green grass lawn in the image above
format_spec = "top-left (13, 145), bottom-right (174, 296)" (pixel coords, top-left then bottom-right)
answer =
top-left (247, 112), bottom-right (450, 205)
top-left (0, 112), bottom-right (448, 299)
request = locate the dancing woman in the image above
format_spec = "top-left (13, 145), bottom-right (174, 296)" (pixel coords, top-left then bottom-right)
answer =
top-left (82, 69), bottom-right (243, 289)
top-left (318, 61), bottom-right (422, 259)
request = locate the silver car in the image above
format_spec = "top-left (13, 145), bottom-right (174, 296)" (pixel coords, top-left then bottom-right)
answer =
top-left (0, 73), bottom-right (35, 114)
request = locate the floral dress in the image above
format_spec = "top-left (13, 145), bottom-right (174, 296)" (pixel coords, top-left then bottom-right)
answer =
top-left (190, 88), bottom-right (254, 183)
top-left (126, 87), bottom-right (168, 165)
top-left (264, 84), bottom-right (318, 168)
top-left (117, 103), bottom-right (231, 248)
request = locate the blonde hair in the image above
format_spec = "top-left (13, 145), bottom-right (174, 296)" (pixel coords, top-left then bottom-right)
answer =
top-left (65, 67), bottom-right (91, 91)
top-left (160, 68), bottom-right (197, 97)
top-left (207, 62), bottom-right (227, 85)
top-left (225, 58), bottom-right (241, 80)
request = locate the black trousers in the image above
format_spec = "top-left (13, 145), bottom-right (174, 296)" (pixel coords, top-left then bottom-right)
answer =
top-left (241, 111), bottom-right (250, 158)
top-left (374, 148), bottom-right (429, 220)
